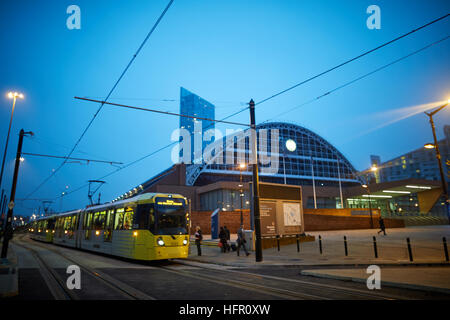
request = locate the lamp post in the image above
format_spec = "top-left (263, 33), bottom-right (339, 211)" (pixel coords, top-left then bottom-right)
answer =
top-left (283, 139), bottom-right (296, 184)
top-left (362, 184), bottom-right (374, 229)
top-left (360, 165), bottom-right (377, 229)
top-left (0, 92), bottom-right (24, 192)
top-left (238, 163), bottom-right (246, 226)
top-left (424, 99), bottom-right (450, 224)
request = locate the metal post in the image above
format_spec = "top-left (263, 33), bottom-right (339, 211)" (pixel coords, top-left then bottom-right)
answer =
top-left (296, 234), bottom-right (300, 252)
top-left (283, 147), bottom-right (287, 184)
top-left (373, 236), bottom-right (378, 258)
top-left (239, 169), bottom-right (244, 226)
top-left (426, 111), bottom-right (450, 225)
top-left (1, 129), bottom-right (30, 258)
top-left (344, 235), bottom-right (348, 256)
top-left (311, 156), bottom-right (317, 209)
top-left (276, 235), bottom-right (280, 251)
top-left (337, 158), bottom-right (344, 208)
top-left (0, 95), bottom-right (17, 192)
top-left (443, 237), bottom-right (449, 262)
top-left (318, 235), bottom-right (323, 254)
top-left (249, 99), bottom-right (262, 262)
top-left (367, 186), bottom-right (374, 229)
top-left (406, 238), bottom-right (413, 262)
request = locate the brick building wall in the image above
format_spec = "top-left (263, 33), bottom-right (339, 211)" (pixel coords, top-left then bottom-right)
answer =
top-left (190, 210), bottom-right (251, 234)
top-left (303, 213), bottom-right (404, 231)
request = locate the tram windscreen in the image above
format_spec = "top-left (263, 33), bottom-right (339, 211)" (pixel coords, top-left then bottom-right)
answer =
top-left (154, 197), bottom-right (187, 235)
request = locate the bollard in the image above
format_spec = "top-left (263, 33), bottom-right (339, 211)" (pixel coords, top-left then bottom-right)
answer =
top-left (276, 235), bottom-right (280, 251)
top-left (373, 236), bottom-right (378, 258)
top-left (296, 234), bottom-right (300, 253)
top-left (319, 235), bottom-right (323, 254)
top-left (406, 238), bottom-right (413, 262)
top-left (344, 236), bottom-right (348, 256)
top-left (443, 237), bottom-right (449, 262)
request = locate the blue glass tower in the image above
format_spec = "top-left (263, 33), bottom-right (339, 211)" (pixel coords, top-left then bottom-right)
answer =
top-left (179, 87), bottom-right (215, 163)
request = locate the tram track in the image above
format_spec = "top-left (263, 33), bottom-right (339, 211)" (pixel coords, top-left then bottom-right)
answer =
top-left (15, 234), bottom-right (406, 300)
top-left (13, 235), bottom-right (156, 300)
top-left (171, 260), bottom-right (406, 300)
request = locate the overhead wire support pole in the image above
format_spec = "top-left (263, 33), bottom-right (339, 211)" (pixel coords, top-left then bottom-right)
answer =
top-left (249, 99), bottom-right (263, 262)
top-left (1, 129), bottom-right (32, 258)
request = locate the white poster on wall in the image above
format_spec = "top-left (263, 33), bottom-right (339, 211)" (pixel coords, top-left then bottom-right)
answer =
top-left (283, 202), bottom-right (301, 226)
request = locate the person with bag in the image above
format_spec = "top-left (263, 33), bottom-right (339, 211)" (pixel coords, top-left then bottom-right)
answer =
top-left (236, 225), bottom-right (250, 256)
top-left (224, 226), bottom-right (231, 252)
top-left (194, 226), bottom-right (203, 256)
top-left (219, 227), bottom-right (227, 253)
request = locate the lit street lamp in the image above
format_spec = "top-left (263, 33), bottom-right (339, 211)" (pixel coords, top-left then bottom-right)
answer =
top-left (0, 91), bottom-right (24, 192)
top-left (357, 165), bottom-right (378, 229)
top-left (424, 99), bottom-right (450, 224)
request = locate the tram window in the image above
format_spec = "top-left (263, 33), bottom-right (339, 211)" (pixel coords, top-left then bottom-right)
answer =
top-left (105, 209), bottom-right (114, 229)
top-left (84, 212), bottom-right (93, 230)
top-left (114, 208), bottom-right (124, 230)
top-left (94, 211), bottom-right (106, 229)
top-left (123, 208), bottom-right (134, 230)
top-left (48, 219), bottom-right (55, 230)
top-left (136, 204), bottom-right (155, 233)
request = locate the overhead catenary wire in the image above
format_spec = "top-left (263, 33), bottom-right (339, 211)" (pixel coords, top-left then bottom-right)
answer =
top-left (255, 13), bottom-right (450, 106)
top-left (21, 152), bottom-right (124, 165)
top-left (50, 34), bottom-right (450, 203)
top-left (23, 0), bottom-right (175, 201)
top-left (74, 97), bottom-right (251, 127)
top-left (54, 105), bottom-right (250, 201)
top-left (29, 12), bottom-right (450, 206)
top-left (262, 35), bottom-right (450, 123)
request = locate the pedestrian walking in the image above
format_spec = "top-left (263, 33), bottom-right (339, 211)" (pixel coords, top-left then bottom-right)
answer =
top-left (377, 217), bottom-right (386, 236)
top-left (194, 226), bottom-right (203, 256)
top-left (219, 227), bottom-right (227, 253)
top-left (236, 225), bottom-right (250, 256)
top-left (224, 225), bottom-right (231, 252)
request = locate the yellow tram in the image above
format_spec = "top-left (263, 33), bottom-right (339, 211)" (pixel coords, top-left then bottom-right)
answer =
top-left (29, 193), bottom-right (190, 261)
top-left (29, 216), bottom-right (56, 243)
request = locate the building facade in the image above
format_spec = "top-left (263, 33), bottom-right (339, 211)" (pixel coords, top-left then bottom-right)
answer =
top-left (179, 87), bottom-right (215, 164)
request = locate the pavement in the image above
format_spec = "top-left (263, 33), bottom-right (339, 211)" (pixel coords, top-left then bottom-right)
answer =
top-left (187, 225), bottom-right (450, 293)
top-left (0, 246), bottom-right (18, 298)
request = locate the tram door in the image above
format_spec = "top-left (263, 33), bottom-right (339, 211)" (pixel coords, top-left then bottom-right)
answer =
top-left (76, 211), bottom-right (83, 248)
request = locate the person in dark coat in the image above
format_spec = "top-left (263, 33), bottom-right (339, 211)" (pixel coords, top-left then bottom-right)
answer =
top-left (218, 227), bottom-right (227, 253)
top-left (377, 217), bottom-right (386, 235)
top-left (236, 225), bottom-right (250, 256)
top-left (194, 226), bottom-right (203, 256)
top-left (223, 226), bottom-right (231, 252)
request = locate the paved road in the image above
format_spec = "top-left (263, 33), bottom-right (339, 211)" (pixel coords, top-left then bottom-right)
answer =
top-left (3, 234), bottom-right (449, 300)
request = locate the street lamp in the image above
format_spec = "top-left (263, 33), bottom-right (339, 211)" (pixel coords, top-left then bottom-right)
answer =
top-left (424, 99), bottom-right (450, 224)
top-left (0, 91), bottom-right (25, 192)
top-left (238, 163), bottom-right (246, 225)
top-left (362, 184), bottom-right (374, 229)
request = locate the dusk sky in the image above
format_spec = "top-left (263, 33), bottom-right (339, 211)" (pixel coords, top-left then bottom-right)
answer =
top-left (0, 0), bottom-right (449, 215)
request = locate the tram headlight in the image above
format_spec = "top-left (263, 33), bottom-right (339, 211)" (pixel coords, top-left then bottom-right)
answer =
top-left (182, 238), bottom-right (188, 245)
top-left (157, 237), bottom-right (165, 246)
